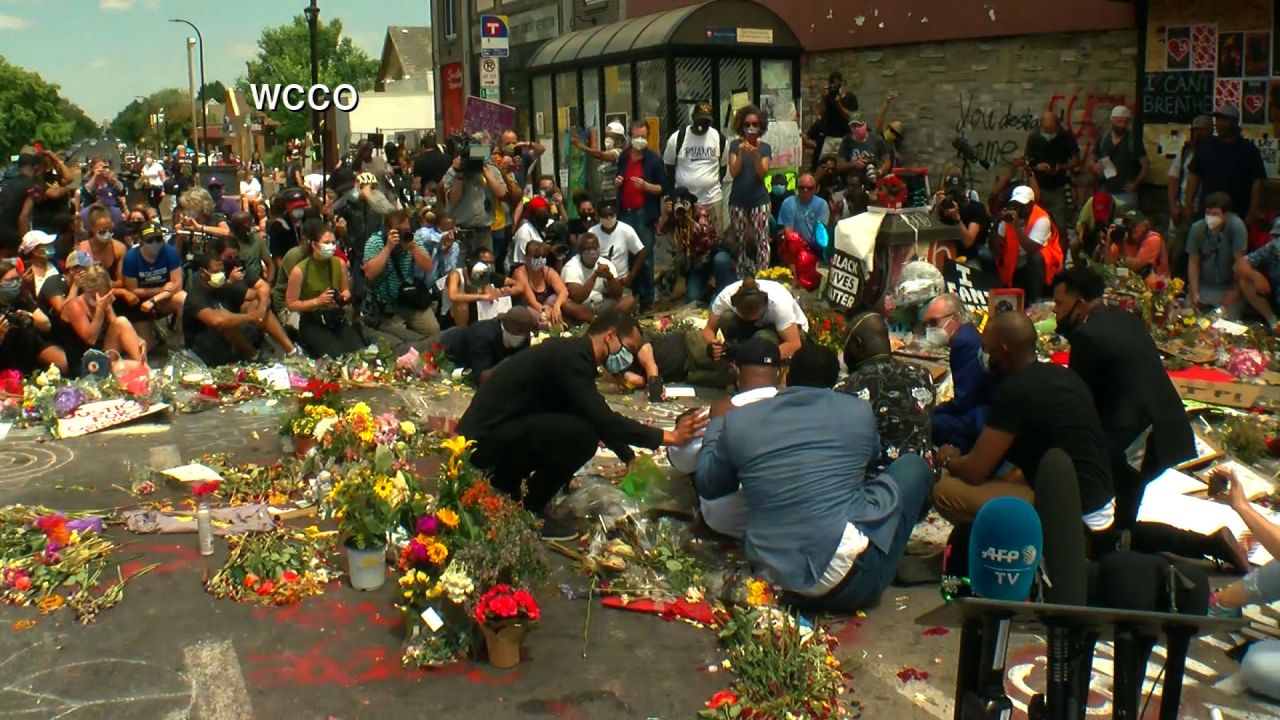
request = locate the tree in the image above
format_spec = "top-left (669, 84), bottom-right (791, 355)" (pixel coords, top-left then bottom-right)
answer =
top-left (59, 98), bottom-right (100, 141)
top-left (0, 55), bottom-right (82, 157)
top-left (236, 14), bottom-right (378, 147)
top-left (109, 89), bottom-right (195, 154)
top-left (198, 81), bottom-right (227, 104)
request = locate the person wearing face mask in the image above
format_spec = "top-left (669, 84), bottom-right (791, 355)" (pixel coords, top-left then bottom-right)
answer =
top-left (439, 307), bottom-right (538, 386)
top-left (184, 252), bottom-right (295, 366)
top-left (121, 223), bottom-right (185, 325)
top-left (206, 179), bottom-right (241, 218)
top-left (615, 121), bottom-right (667, 310)
top-left (1087, 105), bottom-right (1148, 209)
top-left (560, 234), bottom-right (634, 324)
top-left (284, 220), bottom-right (363, 357)
top-left (509, 196), bottom-right (551, 268)
top-left (921, 294), bottom-right (992, 454)
top-left (60, 265), bottom-right (147, 373)
top-left (727, 106), bottom-right (774, 279)
top-left (1050, 266), bottom-right (1244, 570)
top-left (663, 101), bottom-right (729, 235)
top-left (588, 204), bottom-right (645, 297)
top-left (565, 194), bottom-right (596, 252)
top-left (1167, 115), bottom-right (1213, 277)
top-left (835, 312), bottom-right (937, 473)
top-left (268, 190), bottom-right (312, 261)
top-left (362, 209), bottom-right (440, 345)
top-left (1024, 111), bottom-right (1081, 236)
top-left (442, 248), bottom-right (521, 328)
top-left (78, 204), bottom-right (138, 311)
top-left (934, 312), bottom-right (1117, 548)
top-left (1186, 193), bottom-right (1246, 309)
top-left (77, 158), bottom-right (124, 229)
top-left (1186, 105), bottom-right (1268, 228)
top-left (836, 113), bottom-right (889, 183)
top-left (457, 309), bottom-right (709, 538)
top-left (225, 211), bottom-right (273, 289)
top-left (0, 258), bottom-right (67, 376)
top-left (571, 121), bottom-right (626, 206)
top-left (513, 240), bottom-right (568, 327)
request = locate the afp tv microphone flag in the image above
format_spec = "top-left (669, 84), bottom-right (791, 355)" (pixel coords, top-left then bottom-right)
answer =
top-left (969, 497), bottom-right (1043, 601)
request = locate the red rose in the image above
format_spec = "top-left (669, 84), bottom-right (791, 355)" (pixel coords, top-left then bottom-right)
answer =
top-left (281, 570), bottom-right (300, 583)
top-left (706, 690), bottom-right (739, 709)
top-left (199, 385), bottom-right (219, 399)
top-left (256, 580), bottom-right (276, 596)
top-left (243, 573), bottom-right (259, 589)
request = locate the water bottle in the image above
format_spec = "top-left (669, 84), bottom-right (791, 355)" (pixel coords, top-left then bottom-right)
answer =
top-left (196, 503), bottom-right (214, 556)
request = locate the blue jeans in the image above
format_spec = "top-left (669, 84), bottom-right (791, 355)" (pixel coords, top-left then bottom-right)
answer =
top-left (686, 249), bottom-right (737, 305)
top-left (621, 209), bottom-right (655, 305)
top-left (1241, 640), bottom-right (1280, 701)
top-left (820, 453), bottom-right (932, 612)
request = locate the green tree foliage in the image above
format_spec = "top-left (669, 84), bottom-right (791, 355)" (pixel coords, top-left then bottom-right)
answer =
top-left (0, 55), bottom-right (98, 157)
top-left (236, 14), bottom-right (378, 146)
top-left (109, 89), bottom-right (196, 153)
top-left (198, 81), bottom-right (228, 104)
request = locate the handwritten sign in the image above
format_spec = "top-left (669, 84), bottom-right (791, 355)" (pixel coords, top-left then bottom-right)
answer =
top-left (463, 96), bottom-right (516, 142)
top-left (825, 249), bottom-right (865, 310)
top-left (1142, 71), bottom-right (1214, 123)
top-left (942, 259), bottom-right (998, 316)
top-left (56, 400), bottom-right (170, 439)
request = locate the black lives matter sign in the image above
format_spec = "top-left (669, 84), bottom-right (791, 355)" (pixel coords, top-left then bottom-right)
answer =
top-left (825, 250), bottom-right (865, 311)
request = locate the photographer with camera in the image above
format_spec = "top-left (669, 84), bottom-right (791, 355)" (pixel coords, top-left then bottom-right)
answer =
top-left (78, 157), bottom-right (124, 229)
top-left (660, 186), bottom-right (732, 304)
top-left (284, 219), bottom-right (363, 358)
top-left (442, 132), bottom-right (507, 256)
top-left (836, 113), bottom-right (889, 186)
top-left (1072, 190), bottom-right (1118, 264)
top-left (1107, 209), bottom-right (1169, 279)
top-left (993, 185), bottom-right (1064, 303)
top-left (935, 190), bottom-right (991, 255)
top-left (362, 208), bottom-right (440, 346)
top-left (0, 258), bottom-right (67, 376)
top-left (498, 129), bottom-right (546, 191)
top-left (1024, 111), bottom-right (1080, 234)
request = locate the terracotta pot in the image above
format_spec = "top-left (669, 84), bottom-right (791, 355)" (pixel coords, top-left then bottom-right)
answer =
top-left (293, 432), bottom-right (317, 458)
top-left (479, 622), bottom-right (527, 669)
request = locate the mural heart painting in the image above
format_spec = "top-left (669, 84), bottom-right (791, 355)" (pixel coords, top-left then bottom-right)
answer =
top-left (1245, 94), bottom-right (1265, 116)
top-left (1167, 37), bottom-right (1190, 63)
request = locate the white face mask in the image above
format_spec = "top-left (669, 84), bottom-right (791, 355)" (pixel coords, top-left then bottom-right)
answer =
top-left (603, 137), bottom-right (616, 150)
top-left (315, 243), bottom-right (336, 260)
top-left (1205, 213), bottom-right (1225, 231)
top-left (95, 231), bottom-right (112, 244)
top-left (924, 326), bottom-right (950, 348)
top-left (631, 137), bottom-right (647, 152)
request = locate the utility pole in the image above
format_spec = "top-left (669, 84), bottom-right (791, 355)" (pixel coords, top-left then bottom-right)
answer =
top-left (305, 0), bottom-right (326, 195)
top-left (186, 37), bottom-right (198, 158)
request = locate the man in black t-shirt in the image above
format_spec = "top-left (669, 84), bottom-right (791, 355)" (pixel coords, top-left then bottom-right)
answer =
top-left (183, 253), bottom-right (287, 366)
top-left (413, 134), bottom-right (451, 204)
top-left (0, 154), bottom-right (43, 256)
top-left (285, 148), bottom-right (305, 190)
top-left (938, 195), bottom-right (992, 255)
top-left (934, 311), bottom-right (1115, 535)
top-left (1186, 106), bottom-right (1267, 225)
top-left (1024, 111), bottom-right (1080, 235)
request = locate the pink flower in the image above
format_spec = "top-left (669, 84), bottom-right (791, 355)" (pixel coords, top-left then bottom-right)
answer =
top-left (416, 516), bottom-right (439, 536)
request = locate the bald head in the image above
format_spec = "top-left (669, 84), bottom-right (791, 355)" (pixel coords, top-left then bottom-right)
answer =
top-left (982, 310), bottom-right (1038, 376)
top-left (500, 307), bottom-right (539, 336)
top-left (1041, 111), bottom-right (1061, 133)
top-left (843, 312), bottom-right (891, 369)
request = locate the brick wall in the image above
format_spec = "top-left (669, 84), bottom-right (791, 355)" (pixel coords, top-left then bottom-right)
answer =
top-left (802, 29), bottom-right (1139, 202)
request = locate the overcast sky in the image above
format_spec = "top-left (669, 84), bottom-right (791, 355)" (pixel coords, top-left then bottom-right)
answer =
top-left (0, 0), bottom-right (432, 120)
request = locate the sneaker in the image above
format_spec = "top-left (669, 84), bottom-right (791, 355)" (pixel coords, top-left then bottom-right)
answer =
top-left (538, 514), bottom-right (579, 542)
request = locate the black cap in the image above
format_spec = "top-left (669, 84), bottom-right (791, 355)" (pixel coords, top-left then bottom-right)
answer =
top-left (734, 337), bottom-right (781, 368)
top-left (692, 101), bottom-right (713, 121)
top-left (138, 222), bottom-right (165, 243)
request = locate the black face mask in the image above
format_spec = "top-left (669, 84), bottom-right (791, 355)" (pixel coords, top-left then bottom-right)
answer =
top-left (1056, 300), bottom-right (1082, 337)
top-left (693, 121), bottom-right (710, 134)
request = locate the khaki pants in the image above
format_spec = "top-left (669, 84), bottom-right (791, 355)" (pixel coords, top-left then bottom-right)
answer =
top-left (931, 471), bottom-right (1034, 526)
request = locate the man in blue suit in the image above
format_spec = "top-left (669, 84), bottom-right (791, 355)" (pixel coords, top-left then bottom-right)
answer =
top-left (696, 344), bottom-right (931, 612)
top-left (923, 293), bottom-right (992, 453)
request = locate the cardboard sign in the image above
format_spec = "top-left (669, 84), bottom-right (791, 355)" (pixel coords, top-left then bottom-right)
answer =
top-left (825, 249), bottom-right (865, 310)
top-left (942, 259), bottom-right (998, 316)
top-left (1168, 378), bottom-right (1262, 410)
top-left (55, 399), bottom-right (171, 439)
top-left (463, 96), bottom-right (516, 142)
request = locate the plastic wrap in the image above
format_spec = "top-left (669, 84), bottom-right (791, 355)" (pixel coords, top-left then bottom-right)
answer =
top-left (893, 260), bottom-right (945, 307)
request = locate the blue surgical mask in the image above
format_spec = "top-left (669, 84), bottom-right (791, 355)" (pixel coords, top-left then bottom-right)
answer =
top-left (604, 341), bottom-right (633, 374)
top-left (771, 185), bottom-right (787, 196)
top-left (43, 245), bottom-right (58, 260)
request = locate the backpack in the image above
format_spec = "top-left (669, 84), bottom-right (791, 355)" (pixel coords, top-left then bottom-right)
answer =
top-left (670, 126), bottom-right (727, 183)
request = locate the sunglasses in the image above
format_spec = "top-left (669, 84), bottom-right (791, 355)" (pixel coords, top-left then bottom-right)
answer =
top-left (798, 185), bottom-right (816, 191)
top-left (924, 312), bottom-right (956, 328)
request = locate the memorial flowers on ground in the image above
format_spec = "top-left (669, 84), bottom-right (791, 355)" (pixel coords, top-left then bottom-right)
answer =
top-left (205, 526), bottom-right (337, 605)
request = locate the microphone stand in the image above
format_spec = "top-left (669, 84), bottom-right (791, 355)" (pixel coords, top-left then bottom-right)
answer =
top-left (959, 613), bottom-right (1014, 720)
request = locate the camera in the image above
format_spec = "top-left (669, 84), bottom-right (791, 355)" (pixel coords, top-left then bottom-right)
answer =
top-left (673, 199), bottom-right (692, 219)
top-left (1107, 221), bottom-right (1129, 242)
top-left (1, 308), bottom-right (32, 330)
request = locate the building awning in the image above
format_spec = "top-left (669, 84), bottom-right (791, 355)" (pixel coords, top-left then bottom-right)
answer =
top-left (528, 0), bottom-right (799, 71)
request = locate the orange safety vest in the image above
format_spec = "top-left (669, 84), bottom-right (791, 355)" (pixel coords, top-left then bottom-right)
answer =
top-left (997, 203), bottom-right (1064, 288)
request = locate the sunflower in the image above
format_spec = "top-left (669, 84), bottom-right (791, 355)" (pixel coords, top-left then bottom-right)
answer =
top-left (435, 509), bottom-right (459, 529)
top-left (426, 541), bottom-right (449, 565)
top-left (399, 421), bottom-right (416, 437)
top-left (441, 436), bottom-right (475, 457)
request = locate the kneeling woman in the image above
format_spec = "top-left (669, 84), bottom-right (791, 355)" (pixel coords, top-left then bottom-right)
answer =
top-left (59, 265), bottom-right (146, 371)
top-left (284, 219), bottom-right (364, 357)
top-left (441, 247), bottom-right (522, 329)
top-left (0, 259), bottom-right (67, 375)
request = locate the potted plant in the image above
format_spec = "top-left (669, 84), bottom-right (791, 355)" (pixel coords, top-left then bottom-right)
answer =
top-left (324, 465), bottom-right (407, 590)
top-left (286, 404), bottom-right (337, 457)
top-left (473, 584), bottom-right (540, 668)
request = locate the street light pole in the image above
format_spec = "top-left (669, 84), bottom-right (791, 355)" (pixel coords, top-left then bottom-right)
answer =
top-left (170, 18), bottom-right (209, 172)
top-left (304, 0), bottom-right (325, 195)
top-left (185, 37), bottom-right (198, 159)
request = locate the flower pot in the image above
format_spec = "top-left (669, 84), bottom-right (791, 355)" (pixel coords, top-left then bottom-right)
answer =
top-left (345, 542), bottom-right (387, 591)
top-left (293, 432), bottom-right (317, 458)
top-left (479, 622), bottom-right (527, 669)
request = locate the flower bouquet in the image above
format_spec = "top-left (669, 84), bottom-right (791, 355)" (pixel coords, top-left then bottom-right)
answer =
top-left (323, 464), bottom-right (409, 589)
top-left (198, 454), bottom-right (308, 505)
top-left (755, 266), bottom-right (795, 287)
top-left (807, 311), bottom-right (847, 354)
top-left (205, 526), bottom-right (337, 605)
top-left (473, 583), bottom-right (540, 668)
top-left (874, 174), bottom-right (908, 209)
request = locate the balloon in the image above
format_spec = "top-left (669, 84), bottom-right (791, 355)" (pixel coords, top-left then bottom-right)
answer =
top-left (795, 248), bottom-right (821, 291)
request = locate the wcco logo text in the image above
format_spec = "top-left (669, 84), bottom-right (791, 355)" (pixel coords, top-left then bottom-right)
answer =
top-left (248, 84), bottom-right (360, 113)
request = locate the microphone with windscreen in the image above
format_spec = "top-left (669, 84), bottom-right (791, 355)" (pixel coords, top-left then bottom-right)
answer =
top-left (969, 497), bottom-right (1043, 601)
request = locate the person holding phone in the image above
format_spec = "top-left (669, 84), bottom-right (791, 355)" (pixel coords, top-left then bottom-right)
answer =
top-left (727, 105), bottom-right (774, 280)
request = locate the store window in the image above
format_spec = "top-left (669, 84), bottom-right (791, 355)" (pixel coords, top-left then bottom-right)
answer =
top-left (635, 59), bottom-right (668, 149)
top-left (760, 59), bottom-right (801, 172)
top-left (555, 71), bottom-right (584, 202)
top-left (532, 74), bottom-right (553, 185)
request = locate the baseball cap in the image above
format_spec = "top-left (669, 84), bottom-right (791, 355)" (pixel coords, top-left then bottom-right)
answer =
top-left (138, 223), bottom-right (165, 244)
top-left (692, 101), bottom-right (713, 121)
top-left (526, 196), bottom-right (549, 213)
top-left (848, 112), bottom-right (867, 127)
top-left (887, 120), bottom-right (904, 135)
top-left (733, 337), bottom-right (781, 369)
top-left (19, 230), bottom-right (55, 256)
top-left (1111, 105), bottom-right (1132, 120)
top-left (1009, 185), bottom-right (1035, 205)
top-left (1122, 208), bottom-right (1146, 224)
top-left (65, 250), bottom-right (93, 269)
top-left (606, 121), bottom-right (626, 136)
top-left (1214, 105), bottom-right (1241, 121)
top-left (1190, 114), bottom-right (1213, 129)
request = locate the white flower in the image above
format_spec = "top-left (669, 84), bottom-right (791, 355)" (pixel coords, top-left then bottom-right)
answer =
top-left (438, 560), bottom-right (475, 604)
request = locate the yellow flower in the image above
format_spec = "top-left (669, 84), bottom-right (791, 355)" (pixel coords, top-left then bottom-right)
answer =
top-left (441, 436), bottom-right (475, 457)
top-left (745, 579), bottom-right (771, 607)
top-left (426, 541), bottom-right (449, 565)
top-left (347, 402), bottom-right (372, 418)
top-left (358, 429), bottom-right (376, 445)
top-left (398, 574), bottom-right (414, 587)
top-left (399, 421), bottom-right (416, 437)
top-left (436, 509), bottom-right (459, 529)
top-left (415, 569), bottom-right (430, 584)
top-left (37, 595), bottom-right (64, 614)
